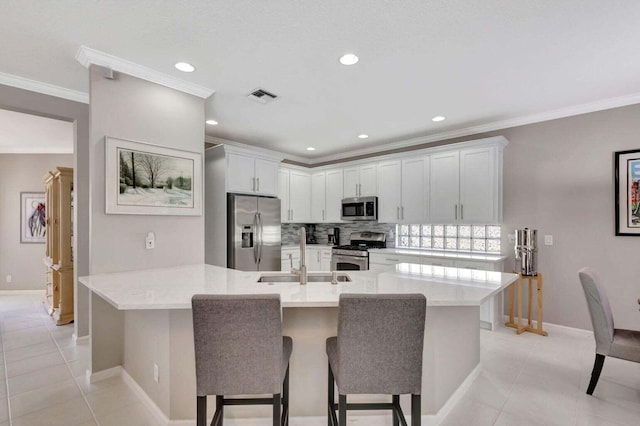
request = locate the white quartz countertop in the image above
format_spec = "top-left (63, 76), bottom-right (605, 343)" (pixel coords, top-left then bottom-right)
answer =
top-left (369, 248), bottom-right (507, 262)
top-left (79, 263), bottom-right (517, 311)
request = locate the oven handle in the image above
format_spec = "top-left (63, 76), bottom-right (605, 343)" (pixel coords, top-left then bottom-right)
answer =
top-left (331, 254), bottom-right (368, 270)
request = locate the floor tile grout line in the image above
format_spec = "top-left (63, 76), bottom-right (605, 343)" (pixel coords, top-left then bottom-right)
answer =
top-left (44, 307), bottom-right (101, 425)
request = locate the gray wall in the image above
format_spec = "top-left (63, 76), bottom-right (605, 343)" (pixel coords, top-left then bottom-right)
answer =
top-left (0, 83), bottom-right (90, 338)
top-left (88, 66), bottom-right (205, 275)
top-left (0, 154), bottom-right (73, 290)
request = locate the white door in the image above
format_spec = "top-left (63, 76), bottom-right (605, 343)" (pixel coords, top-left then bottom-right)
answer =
top-left (430, 151), bottom-right (460, 223)
top-left (226, 153), bottom-right (255, 193)
top-left (376, 160), bottom-right (402, 222)
top-left (254, 159), bottom-right (279, 196)
top-left (343, 167), bottom-right (360, 198)
top-left (459, 147), bottom-right (496, 223)
top-left (289, 170), bottom-right (311, 222)
top-left (311, 172), bottom-right (326, 222)
top-left (401, 157), bottom-right (428, 223)
top-left (325, 169), bottom-right (343, 222)
top-left (278, 169), bottom-right (290, 223)
top-left (359, 164), bottom-right (377, 196)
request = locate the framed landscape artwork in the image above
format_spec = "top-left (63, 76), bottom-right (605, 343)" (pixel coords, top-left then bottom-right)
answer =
top-left (105, 137), bottom-right (202, 216)
top-left (20, 192), bottom-right (46, 243)
top-left (614, 149), bottom-right (640, 236)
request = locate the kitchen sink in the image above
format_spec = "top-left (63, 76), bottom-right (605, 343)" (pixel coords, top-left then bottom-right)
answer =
top-left (257, 273), bottom-right (352, 283)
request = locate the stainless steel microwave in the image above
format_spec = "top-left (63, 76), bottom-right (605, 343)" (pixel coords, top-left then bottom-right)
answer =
top-left (341, 196), bottom-right (378, 221)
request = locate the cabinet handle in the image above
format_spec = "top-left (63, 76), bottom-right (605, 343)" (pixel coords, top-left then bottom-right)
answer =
top-left (359, 183), bottom-right (362, 196)
top-left (401, 206), bottom-right (404, 220)
top-left (317, 251), bottom-right (320, 262)
top-left (355, 183), bottom-right (358, 196)
top-left (397, 206), bottom-right (400, 220)
top-left (252, 177), bottom-right (256, 192)
top-left (291, 209), bottom-right (293, 221)
top-left (387, 258), bottom-right (400, 262)
top-left (461, 204), bottom-right (463, 220)
top-left (257, 177), bottom-right (260, 192)
top-left (455, 204), bottom-right (458, 220)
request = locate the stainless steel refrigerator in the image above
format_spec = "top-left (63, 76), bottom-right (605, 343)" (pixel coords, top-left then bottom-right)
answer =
top-left (227, 194), bottom-right (281, 271)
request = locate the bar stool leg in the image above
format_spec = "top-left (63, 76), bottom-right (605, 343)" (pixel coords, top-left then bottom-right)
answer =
top-left (328, 362), bottom-right (335, 426)
top-left (411, 394), bottom-right (421, 426)
top-left (392, 395), bottom-right (400, 426)
top-left (197, 396), bottom-right (206, 426)
top-left (283, 365), bottom-right (289, 426)
top-left (214, 395), bottom-right (223, 426)
top-left (339, 394), bottom-right (347, 426)
top-left (273, 393), bottom-right (281, 426)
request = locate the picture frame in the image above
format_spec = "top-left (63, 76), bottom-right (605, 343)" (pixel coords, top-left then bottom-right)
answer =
top-left (614, 149), bottom-right (640, 236)
top-left (105, 136), bottom-right (202, 216)
top-left (20, 192), bottom-right (46, 243)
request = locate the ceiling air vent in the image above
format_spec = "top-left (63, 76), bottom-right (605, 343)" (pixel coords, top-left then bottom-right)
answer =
top-left (248, 88), bottom-right (278, 104)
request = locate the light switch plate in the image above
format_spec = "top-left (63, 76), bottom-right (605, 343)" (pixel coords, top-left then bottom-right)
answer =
top-left (544, 235), bottom-right (553, 245)
top-left (146, 232), bottom-right (155, 250)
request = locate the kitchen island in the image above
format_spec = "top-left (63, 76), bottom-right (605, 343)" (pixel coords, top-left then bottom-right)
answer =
top-left (80, 263), bottom-right (517, 424)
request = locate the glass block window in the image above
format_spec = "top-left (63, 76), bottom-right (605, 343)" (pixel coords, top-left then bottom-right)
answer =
top-left (396, 224), bottom-right (501, 253)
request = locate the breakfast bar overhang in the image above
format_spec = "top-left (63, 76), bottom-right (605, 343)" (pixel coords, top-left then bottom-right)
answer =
top-left (80, 263), bottom-right (517, 424)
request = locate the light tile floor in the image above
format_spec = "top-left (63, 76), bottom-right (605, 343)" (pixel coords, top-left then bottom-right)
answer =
top-left (1, 294), bottom-right (639, 425)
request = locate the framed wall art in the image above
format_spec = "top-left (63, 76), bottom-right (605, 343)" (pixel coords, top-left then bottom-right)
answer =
top-left (20, 192), bottom-right (46, 243)
top-left (614, 149), bottom-right (640, 236)
top-left (105, 137), bottom-right (202, 216)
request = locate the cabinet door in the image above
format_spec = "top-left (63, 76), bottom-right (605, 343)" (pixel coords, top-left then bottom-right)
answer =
top-left (377, 160), bottom-right (402, 222)
top-left (320, 249), bottom-right (332, 271)
top-left (343, 167), bottom-right (360, 198)
top-left (305, 248), bottom-right (321, 271)
top-left (278, 170), bottom-right (290, 223)
top-left (459, 147), bottom-right (497, 223)
top-left (359, 164), bottom-right (377, 196)
top-left (311, 172), bottom-right (326, 223)
top-left (281, 249), bottom-right (300, 271)
top-left (254, 159), bottom-right (279, 196)
top-left (226, 153), bottom-right (255, 193)
top-left (430, 151), bottom-right (460, 223)
top-left (289, 170), bottom-right (311, 222)
top-left (401, 157), bottom-right (428, 223)
top-left (325, 169), bottom-right (344, 222)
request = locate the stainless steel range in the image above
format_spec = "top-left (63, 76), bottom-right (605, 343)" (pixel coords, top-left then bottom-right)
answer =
top-left (331, 231), bottom-right (387, 271)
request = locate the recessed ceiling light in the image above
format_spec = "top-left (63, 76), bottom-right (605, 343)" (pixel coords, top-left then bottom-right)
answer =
top-left (339, 54), bottom-right (359, 66)
top-left (358, 134), bottom-right (369, 139)
top-left (432, 116), bottom-right (446, 122)
top-left (205, 119), bottom-right (218, 126)
top-left (306, 147), bottom-right (316, 151)
top-left (175, 62), bottom-right (195, 72)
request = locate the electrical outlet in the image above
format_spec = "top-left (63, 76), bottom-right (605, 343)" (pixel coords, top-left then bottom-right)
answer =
top-left (145, 232), bottom-right (155, 250)
top-left (153, 363), bottom-right (159, 383)
top-left (507, 233), bottom-right (515, 244)
top-left (544, 235), bottom-right (553, 246)
top-left (6, 274), bottom-right (12, 283)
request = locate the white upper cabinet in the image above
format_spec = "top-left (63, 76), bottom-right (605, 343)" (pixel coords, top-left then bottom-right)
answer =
top-left (311, 172), bottom-right (326, 222)
top-left (344, 164), bottom-right (377, 197)
top-left (430, 144), bottom-right (501, 224)
top-left (377, 158), bottom-right (429, 223)
top-left (325, 168), bottom-right (343, 222)
top-left (279, 168), bottom-right (311, 223)
top-left (227, 152), bottom-right (279, 196)
top-left (459, 146), bottom-right (499, 223)
top-left (430, 151), bottom-right (460, 223)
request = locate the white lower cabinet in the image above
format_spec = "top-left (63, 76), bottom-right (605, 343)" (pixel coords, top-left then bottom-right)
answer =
top-left (369, 252), bottom-right (504, 330)
top-left (281, 247), bottom-right (333, 272)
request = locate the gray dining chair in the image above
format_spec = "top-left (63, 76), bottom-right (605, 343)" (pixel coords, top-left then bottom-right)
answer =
top-left (326, 293), bottom-right (427, 426)
top-left (578, 267), bottom-right (640, 395)
top-left (192, 294), bottom-right (292, 426)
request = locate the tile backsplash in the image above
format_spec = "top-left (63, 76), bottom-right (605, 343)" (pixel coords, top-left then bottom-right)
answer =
top-left (282, 222), bottom-right (396, 247)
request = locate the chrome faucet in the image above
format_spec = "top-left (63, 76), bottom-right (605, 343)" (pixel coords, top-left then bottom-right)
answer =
top-left (291, 227), bottom-right (308, 285)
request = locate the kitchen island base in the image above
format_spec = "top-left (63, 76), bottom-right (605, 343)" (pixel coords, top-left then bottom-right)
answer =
top-left (89, 293), bottom-right (481, 424)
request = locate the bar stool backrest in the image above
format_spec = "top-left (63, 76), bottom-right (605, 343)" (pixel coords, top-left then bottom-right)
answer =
top-left (337, 293), bottom-right (426, 395)
top-left (192, 294), bottom-right (283, 396)
top-left (578, 268), bottom-right (615, 354)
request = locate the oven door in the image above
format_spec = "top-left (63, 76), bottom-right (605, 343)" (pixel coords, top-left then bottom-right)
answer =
top-left (331, 254), bottom-right (368, 271)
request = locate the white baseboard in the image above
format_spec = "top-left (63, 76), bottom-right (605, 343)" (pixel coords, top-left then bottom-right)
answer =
top-left (121, 368), bottom-right (171, 425)
top-left (72, 333), bottom-right (90, 345)
top-left (0, 289), bottom-right (46, 295)
top-left (89, 365), bottom-right (123, 384)
top-left (500, 315), bottom-right (593, 337)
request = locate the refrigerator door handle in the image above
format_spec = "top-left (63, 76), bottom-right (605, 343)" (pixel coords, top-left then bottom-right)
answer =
top-left (253, 213), bottom-right (259, 264)
top-left (257, 212), bottom-right (263, 265)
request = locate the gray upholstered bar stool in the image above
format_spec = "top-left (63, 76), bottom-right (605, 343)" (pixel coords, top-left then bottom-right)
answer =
top-left (578, 268), bottom-right (640, 395)
top-left (192, 294), bottom-right (293, 426)
top-left (326, 293), bottom-right (427, 426)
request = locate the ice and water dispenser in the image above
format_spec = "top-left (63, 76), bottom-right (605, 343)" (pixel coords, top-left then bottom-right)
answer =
top-left (241, 225), bottom-right (254, 248)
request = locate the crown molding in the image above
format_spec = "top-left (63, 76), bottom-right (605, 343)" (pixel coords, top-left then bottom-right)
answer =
top-left (309, 92), bottom-right (640, 164)
top-left (0, 146), bottom-right (73, 154)
top-left (205, 135), bottom-right (305, 163)
top-left (0, 71), bottom-right (88, 104)
top-left (76, 46), bottom-right (215, 99)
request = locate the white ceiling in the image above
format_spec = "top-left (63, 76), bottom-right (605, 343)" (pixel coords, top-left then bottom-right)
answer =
top-left (1, 1), bottom-right (640, 160)
top-left (0, 109), bottom-right (73, 154)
